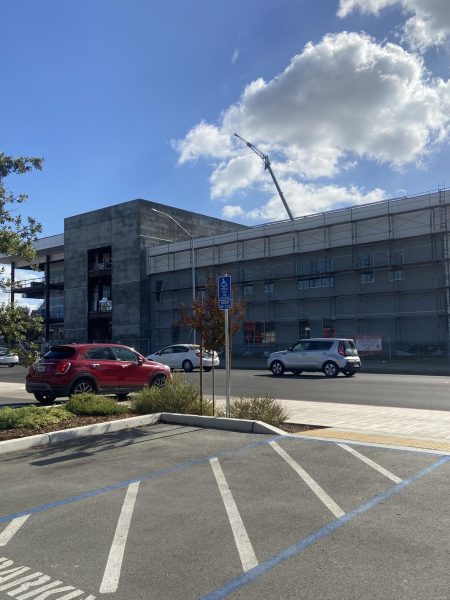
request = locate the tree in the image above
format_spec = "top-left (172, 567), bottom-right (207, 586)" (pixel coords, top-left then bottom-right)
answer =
top-left (0, 153), bottom-right (44, 365)
top-left (179, 271), bottom-right (246, 410)
top-left (0, 303), bottom-right (43, 358)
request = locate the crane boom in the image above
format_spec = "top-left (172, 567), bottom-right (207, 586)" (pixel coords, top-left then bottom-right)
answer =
top-left (234, 132), bottom-right (268, 165)
top-left (234, 133), bottom-right (295, 222)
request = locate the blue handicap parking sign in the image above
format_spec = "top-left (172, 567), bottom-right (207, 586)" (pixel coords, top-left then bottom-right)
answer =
top-left (218, 275), bottom-right (232, 310)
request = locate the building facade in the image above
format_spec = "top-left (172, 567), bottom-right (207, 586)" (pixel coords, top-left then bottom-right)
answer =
top-left (4, 190), bottom-right (450, 359)
top-left (147, 190), bottom-right (450, 359)
top-left (5, 199), bottom-right (246, 355)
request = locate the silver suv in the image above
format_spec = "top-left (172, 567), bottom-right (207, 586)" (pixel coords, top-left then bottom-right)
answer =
top-left (267, 338), bottom-right (361, 377)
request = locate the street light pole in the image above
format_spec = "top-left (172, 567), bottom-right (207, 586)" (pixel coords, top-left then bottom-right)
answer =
top-left (151, 208), bottom-right (196, 343)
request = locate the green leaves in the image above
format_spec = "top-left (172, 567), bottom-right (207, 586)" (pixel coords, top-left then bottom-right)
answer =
top-left (0, 152), bottom-right (44, 363)
top-left (180, 270), bottom-right (246, 352)
top-left (0, 302), bottom-right (43, 366)
top-left (0, 152), bottom-right (43, 260)
top-left (0, 153), bottom-right (43, 178)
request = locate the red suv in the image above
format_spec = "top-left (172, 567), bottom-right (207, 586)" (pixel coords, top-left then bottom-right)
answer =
top-left (26, 343), bottom-right (172, 404)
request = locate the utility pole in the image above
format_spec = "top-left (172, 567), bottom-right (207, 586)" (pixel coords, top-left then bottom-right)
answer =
top-left (234, 133), bottom-right (295, 222)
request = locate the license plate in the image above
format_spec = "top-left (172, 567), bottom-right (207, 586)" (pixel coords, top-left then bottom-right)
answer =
top-left (35, 365), bottom-right (46, 372)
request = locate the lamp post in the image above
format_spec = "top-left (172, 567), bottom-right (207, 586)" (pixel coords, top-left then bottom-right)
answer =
top-left (151, 208), bottom-right (196, 343)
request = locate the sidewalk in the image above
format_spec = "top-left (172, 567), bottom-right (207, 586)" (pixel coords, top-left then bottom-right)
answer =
top-left (281, 398), bottom-right (450, 442)
top-left (2, 382), bottom-right (450, 452)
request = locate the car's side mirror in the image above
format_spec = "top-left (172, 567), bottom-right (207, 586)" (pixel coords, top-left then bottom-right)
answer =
top-left (138, 356), bottom-right (144, 364)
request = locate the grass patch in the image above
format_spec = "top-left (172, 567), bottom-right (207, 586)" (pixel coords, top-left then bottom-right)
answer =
top-left (65, 394), bottom-right (129, 416)
top-left (130, 373), bottom-right (213, 416)
top-left (0, 406), bottom-right (73, 430)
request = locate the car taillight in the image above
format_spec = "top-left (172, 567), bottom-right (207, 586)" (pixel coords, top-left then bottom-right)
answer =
top-left (338, 344), bottom-right (345, 356)
top-left (55, 361), bottom-right (71, 374)
top-left (195, 351), bottom-right (201, 357)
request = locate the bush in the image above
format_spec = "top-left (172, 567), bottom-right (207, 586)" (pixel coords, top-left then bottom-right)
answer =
top-left (130, 373), bottom-right (214, 416)
top-left (65, 394), bottom-right (129, 416)
top-left (218, 395), bottom-right (289, 427)
top-left (0, 406), bottom-right (72, 430)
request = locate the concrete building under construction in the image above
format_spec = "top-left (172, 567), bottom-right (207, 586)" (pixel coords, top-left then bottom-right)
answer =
top-left (147, 189), bottom-right (450, 359)
top-left (3, 189), bottom-right (450, 359)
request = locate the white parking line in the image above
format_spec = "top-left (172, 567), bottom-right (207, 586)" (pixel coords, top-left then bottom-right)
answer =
top-left (99, 482), bottom-right (140, 594)
top-left (210, 457), bottom-right (258, 573)
top-left (337, 443), bottom-right (403, 483)
top-left (0, 515), bottom-right (30, 546)
top-left (269, 441), bottom-right (345, 518)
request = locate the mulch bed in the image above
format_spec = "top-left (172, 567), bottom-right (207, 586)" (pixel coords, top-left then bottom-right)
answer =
top-left (0, 416), bottom-right (323, 442)
top-left (0, 413), bottom-right (136, 442)
top-left (278, 423), bottom-right (326, 434)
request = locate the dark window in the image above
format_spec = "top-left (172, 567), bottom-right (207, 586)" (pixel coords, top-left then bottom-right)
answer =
top-left (359, 253), bottom-right (374, 283)
top-left (291, 341), bottom-right (310, 351)
top-left (85, 347), bottom-right (114, 360)
top-left (389, 250), bottom-right (404, 281)
top-left (44, 347), bottom-right (76, 359)
top-left (308, 341), bottom-right (333, 351)
top-left (111, 347), bottom-right (137, 362)
top-left (360, 272), bottom-right (374, 283)
top-left (244, 321), bottom-right (276, 344)
top-left (339, 340), bottom-right (358, 355)
top-left (155, 280), bottom-right (164, 302)
top-left (160, 347), bottom-right (174, 355)
top-left (173, 346), bottom-right (189, 354)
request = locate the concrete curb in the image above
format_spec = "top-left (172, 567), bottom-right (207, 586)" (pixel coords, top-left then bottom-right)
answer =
top-left (0, 414), bottom-right (161, 456)
top-left (0, 412), bottom-right (283, 457)
top-left (160, 412), bottom-right (286, 436)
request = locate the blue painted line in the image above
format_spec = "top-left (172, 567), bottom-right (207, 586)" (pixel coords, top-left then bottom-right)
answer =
top-left (0, 434), bottom-right (285, 524)
top-left (200, 454), bottom-right (450, 600)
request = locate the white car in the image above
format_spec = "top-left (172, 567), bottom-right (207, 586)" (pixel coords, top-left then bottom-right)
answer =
top-left (146, 344), bottom-right (219, 372)
top-left (267, 338), bottom-right (361, 377)
top-left (0, 347), bottom-right (19, 367)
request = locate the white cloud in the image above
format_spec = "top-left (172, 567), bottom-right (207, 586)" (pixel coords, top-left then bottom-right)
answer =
top-left (223, 181), bottom-right (386, 222)
top-left (338, 0), bottom-right (399, 17)
top-left (222, 205), bottom-right (245, 218)
top-left (209, 154), bottom-right (264, 198)
top-left (232, 48), bottom-right (240, 64)
top-left (172, 121), bottom-right (233, 164)
top-left (174, 31), bottom-right (450, 219)
top-left (338, 0), bottom-right (450, 52)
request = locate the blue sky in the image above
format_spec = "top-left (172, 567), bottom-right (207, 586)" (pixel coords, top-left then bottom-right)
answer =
top-left (2, 0), bottom-right (450, 236)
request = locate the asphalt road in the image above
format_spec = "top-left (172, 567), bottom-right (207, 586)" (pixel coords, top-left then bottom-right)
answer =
top-left (1, 423), bottom-right (449, 599)
top-left (2, 366), bottom-right (450, 411)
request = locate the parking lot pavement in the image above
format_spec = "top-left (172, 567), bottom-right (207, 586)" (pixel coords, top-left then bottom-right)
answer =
top-left (1, 424), bottom-right (449, 599)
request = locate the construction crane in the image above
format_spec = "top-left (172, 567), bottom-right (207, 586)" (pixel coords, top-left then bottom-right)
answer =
top-left (234, 132), bottom-right (295, 222)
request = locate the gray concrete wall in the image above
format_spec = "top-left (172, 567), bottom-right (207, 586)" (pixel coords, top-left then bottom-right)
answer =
top-left (149, 194), bottom-right (450, 355)
top-left (64, 199), bottom-right (244, 348)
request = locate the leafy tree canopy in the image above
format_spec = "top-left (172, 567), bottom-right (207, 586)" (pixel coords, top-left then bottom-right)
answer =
top-left (0, 152), bottom-right (43, 268)
top-left (180, 270), bottom-right (246, 352)
top-left (0, 152), bottom-right (44, 365)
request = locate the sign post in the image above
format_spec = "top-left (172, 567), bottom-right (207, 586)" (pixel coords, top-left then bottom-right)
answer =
top-left (218, 275), bottom-right (232, 417)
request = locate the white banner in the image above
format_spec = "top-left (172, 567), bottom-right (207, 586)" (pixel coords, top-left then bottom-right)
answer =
top-left (355, 335), bottom-right (382, 353)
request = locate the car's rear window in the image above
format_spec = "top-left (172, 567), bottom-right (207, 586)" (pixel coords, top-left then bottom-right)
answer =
top-left (339, 340), bottom-right (358, 355)
top-left (44, 347), bottom-right (77, 359)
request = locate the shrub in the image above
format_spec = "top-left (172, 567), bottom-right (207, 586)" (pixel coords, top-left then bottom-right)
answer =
top-left (0, 407), bottom-right (21, 430)
top-left (217, 395), bottom-right (289, 427)
top-left (0, 406), bottom-right (72, 430)
top-left (130, 373), bottom-right (214, 416)
top-left (65, 394), bottom-right (129, 416)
